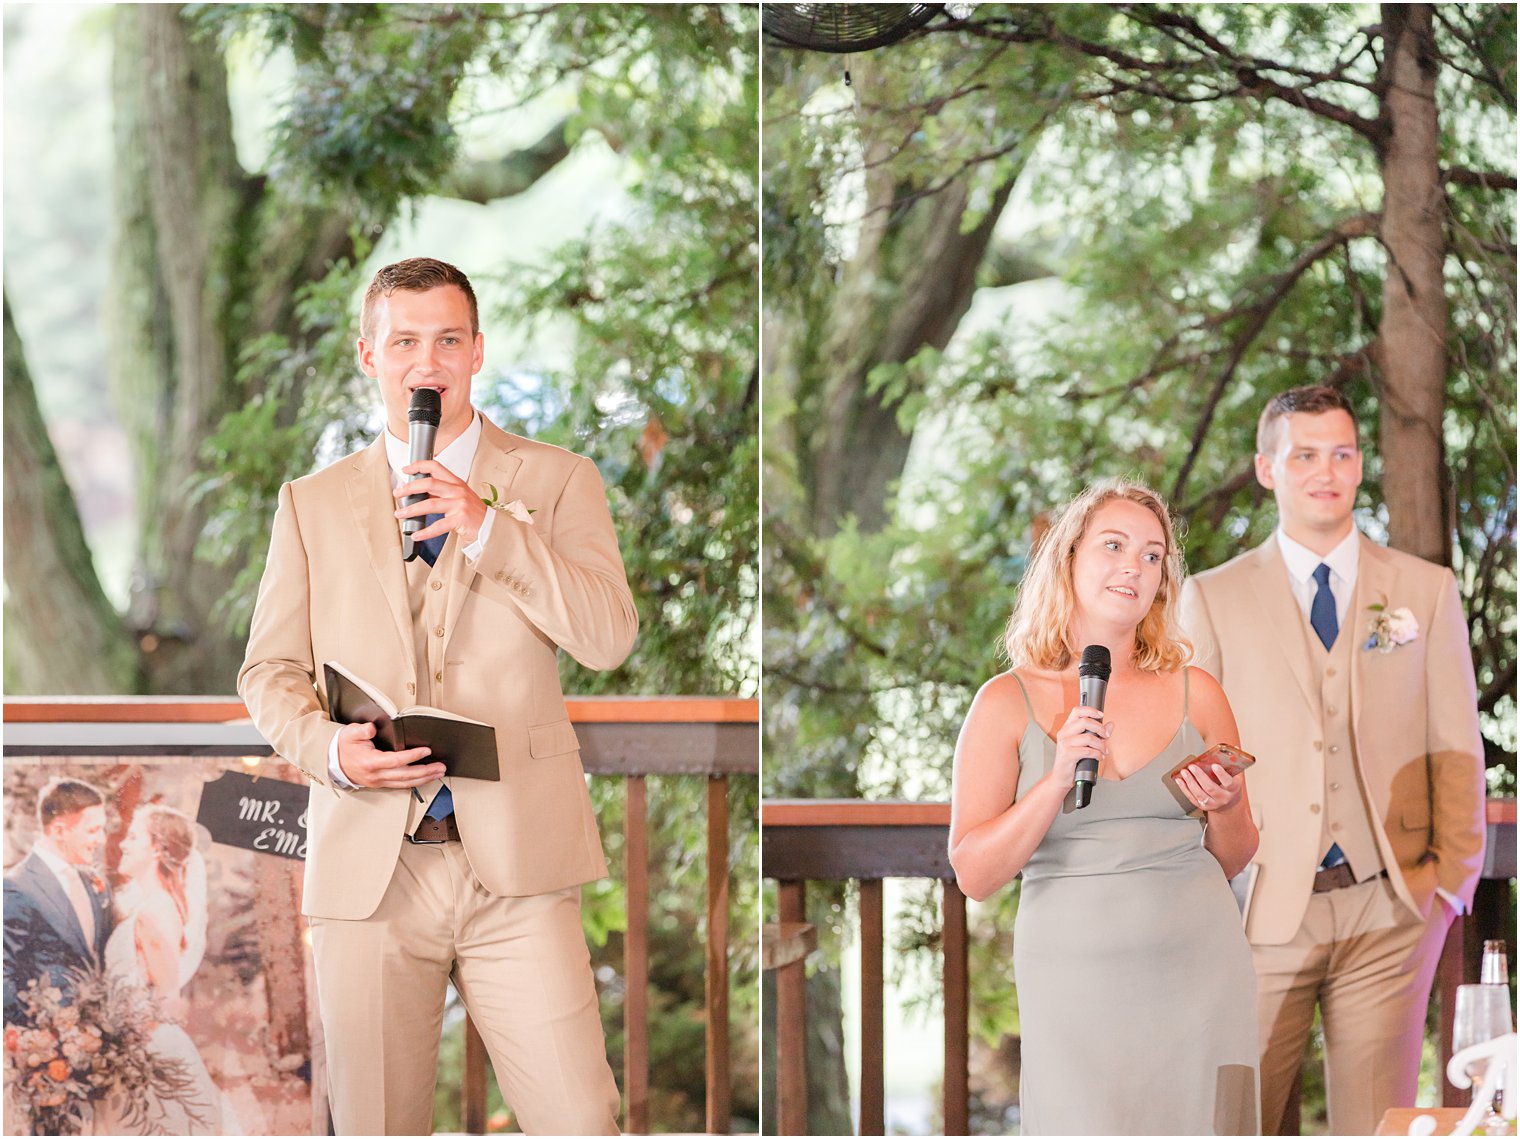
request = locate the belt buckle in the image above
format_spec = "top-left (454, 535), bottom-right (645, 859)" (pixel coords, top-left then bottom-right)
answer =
top-left (406, 817), bottom-right (448, 845)
top-left (1313, 862), bottom-right (1354, 893)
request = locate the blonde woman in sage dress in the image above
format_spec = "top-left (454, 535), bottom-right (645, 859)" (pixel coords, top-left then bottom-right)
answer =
top-left (950, 481), bottom-right (1261, 1136)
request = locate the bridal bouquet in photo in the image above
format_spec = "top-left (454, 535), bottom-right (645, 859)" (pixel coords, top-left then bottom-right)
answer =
top-left (3, 967), bottom-right (204, 1136)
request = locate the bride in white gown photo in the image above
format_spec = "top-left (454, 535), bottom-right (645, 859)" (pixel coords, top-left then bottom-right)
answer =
top-left (92, 806), bottom-right (239, 1136)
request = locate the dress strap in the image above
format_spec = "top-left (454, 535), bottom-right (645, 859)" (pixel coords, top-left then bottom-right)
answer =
top-left (1182, 666), bottom-right (1191, 715)
top-left (1009, 671), bottom-right (1039, 728)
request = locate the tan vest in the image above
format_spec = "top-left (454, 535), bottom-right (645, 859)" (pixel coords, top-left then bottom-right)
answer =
top-left (404, 541), bottom-right (454, 706)
top-left (1307, 611), bottom-right (1385, 881)
top-left (402, 542), bottom-right (455, 832)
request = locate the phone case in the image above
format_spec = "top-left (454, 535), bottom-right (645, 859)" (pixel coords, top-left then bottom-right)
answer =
top-left (1165, 743), bottom-right (1256, 785)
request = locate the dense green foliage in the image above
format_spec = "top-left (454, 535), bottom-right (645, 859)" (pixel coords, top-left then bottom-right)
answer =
top-left (763, 4), bottom-right (1514, 1130)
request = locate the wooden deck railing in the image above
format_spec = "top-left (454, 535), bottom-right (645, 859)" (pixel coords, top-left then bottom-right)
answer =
top-left (4, 696), bottom-right (758, 1136)
top-left (762, 797), bottom-right (1518, 1136)
top-left (761, 801), bottom-right (967, 1136)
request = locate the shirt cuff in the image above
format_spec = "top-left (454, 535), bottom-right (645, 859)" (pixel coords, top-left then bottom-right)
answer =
top-left (327, 733), bottom-right (358, 790)
top-left (462, 508), bottom-right (494, 564)
top-left (1435, 886), bottom-right (1465, 916)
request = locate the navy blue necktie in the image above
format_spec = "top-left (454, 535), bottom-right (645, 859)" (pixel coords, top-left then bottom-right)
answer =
top-left (1310, 563), bottom-right (1338, 651)
top-left (420, 511), bottom-right (448, 816)
top-left (418, 514), bottom-right (446, 567)
top-left (1312, 561), bottom-right (1344, 870)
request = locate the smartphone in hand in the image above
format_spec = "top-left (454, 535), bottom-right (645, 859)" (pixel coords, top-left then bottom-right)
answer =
top-left (1167, 742), bottom-right (1256, 783)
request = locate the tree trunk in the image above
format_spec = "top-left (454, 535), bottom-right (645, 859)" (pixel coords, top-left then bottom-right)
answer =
top-left (795, 56), bottom-right (1021, 538)
top-left (109, 4), bottom-right (252, 692)
top-left (3, 294), bottom-right (139, 693)
top-left (108, 6), bottom-right (364, 692)
top-left (1376, 4), bottom-right (1452, 566)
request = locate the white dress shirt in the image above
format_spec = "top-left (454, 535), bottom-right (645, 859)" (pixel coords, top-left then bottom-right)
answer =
top-left (1276, 525), bottom-right (1359, 628)
top-left (327, 412), bottom-right (494, 789)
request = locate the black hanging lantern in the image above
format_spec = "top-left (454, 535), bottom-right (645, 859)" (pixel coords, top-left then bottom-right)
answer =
top-left (762, 4), bottom-right (946, 54)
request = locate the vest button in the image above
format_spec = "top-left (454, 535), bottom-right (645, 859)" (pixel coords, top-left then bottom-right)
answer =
top-left (431, 580), bottom-right (442, 590)
top-left (1314, 741), bottom-right (1323, 750)
top-left (435, 671), bottom-right (443, 683)
top-left (406, 683), bottom-right (416, 695)
top-left (435, 626), bottom-right (445, 637)
top-left (1327, 705), bottom-right (1337, 715)
top-left (1310, 804), bottom-right (1322, 814)
top-left (1330, 782), bottom-right (1341, 791)
top-left (1326, 667), bottom-right (1336, 676)
top-left (1329, 744), bottom-right (1339, 754)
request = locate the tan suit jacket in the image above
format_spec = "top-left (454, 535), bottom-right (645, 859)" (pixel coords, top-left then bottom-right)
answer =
top-left (1180, 534), bottom-right (1485, 946)
top-left (238, 416), bottom-right (637, 920)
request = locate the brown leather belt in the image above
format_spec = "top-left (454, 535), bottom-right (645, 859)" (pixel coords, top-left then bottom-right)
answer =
top-left (407, 813), bottom-right (460, 844)
top-left (1312, 864), bottom-right (1384, 893)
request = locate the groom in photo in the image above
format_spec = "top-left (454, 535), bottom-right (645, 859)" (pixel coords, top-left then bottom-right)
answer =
top-left (239, 257), bottom-right (636, 1134)
top-left (3, 779), bottom-right (114, 1024)
top-left (1181, 385), bottom-right (1487, 1135)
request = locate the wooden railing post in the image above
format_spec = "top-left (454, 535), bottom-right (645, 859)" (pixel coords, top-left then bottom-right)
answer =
top-left (777, 880), bottom-right (809, 1135)
top-left (942, 878), bottom-right (969, 1138)
top-left (707, 775), bottom-right (732, 1134)
top-left (1438, 913), bottom-right (1465, 1106)
top-left (463, 1013), bottom-right (487, 1134)
top-left (625, 775), bottom-right (650, 1133)
top-left (860, 878), bottom-right (885, 1136)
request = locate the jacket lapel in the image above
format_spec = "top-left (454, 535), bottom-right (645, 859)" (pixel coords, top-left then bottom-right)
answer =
top-left (18, 854), bottom-right (92, 961)
top-left (1349, 536), bottom-right (1397, 741)
top-left (442, 420), bottom-right (525, 654)
top-left (345, 439), bottom-right (416, 680)
top-left (1247, 539), bottom-right (1321, 716)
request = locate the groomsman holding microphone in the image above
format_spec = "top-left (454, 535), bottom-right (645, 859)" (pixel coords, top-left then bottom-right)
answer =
top-left (240, 257), bottom-right (635, 1134)
top-left (1181, 385), bottom-right (1487, 1135)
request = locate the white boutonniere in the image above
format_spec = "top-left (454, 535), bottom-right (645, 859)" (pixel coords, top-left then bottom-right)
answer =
top-left (1364, 602), bottom-right (1419, 653)
top-left (480, 484), bottom-right (535, 525)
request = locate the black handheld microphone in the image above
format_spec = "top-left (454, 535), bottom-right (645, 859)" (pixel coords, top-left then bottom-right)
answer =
top-left (401, 388), bottom-right (441, 562)
top-left (1074, 644), bottom-right (1111, 809)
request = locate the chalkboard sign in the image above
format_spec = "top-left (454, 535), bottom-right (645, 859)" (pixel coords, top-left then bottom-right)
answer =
top-left (195, 770), bottom-right (309, 861)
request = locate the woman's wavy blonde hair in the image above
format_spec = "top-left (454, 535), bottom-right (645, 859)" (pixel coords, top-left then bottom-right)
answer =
top-left (1003, 479), bottom-right (1191, 673)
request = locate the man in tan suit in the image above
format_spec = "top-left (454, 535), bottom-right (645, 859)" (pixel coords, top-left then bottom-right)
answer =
top-left (238, 257), bottom-right (635, 1134)
top-left (1180, 385), bottom-right (1486, 1136)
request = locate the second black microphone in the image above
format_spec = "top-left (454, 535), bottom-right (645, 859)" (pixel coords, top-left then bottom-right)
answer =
top-left (401, 388), bottom-right (441, 562)
top-left (1074, 644), bottom-right (1111, 809)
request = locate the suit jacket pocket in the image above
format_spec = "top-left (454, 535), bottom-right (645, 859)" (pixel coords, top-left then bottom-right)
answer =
top-left (528, 719), bottom-right (580, 759)
top-left (1400, 799), bottom-right (1431, 831)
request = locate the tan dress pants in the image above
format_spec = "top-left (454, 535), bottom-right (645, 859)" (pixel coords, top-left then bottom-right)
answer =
top-left (309, 839), bottom-right (620, 1135)
top-left (1253, 874), bottom-right (1453, 1136)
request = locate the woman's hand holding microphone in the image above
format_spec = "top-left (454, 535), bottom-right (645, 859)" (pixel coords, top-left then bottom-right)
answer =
top-left (1050, 704), bottom-right (1110, 790)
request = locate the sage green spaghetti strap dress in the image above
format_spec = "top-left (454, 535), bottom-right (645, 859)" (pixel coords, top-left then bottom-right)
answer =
top-left (1010, 670), bottom-right (1260, 1136)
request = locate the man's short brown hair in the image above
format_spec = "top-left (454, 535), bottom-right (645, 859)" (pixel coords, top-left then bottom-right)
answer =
top-left (359, 257), bottom-right (479, 342)
top-left (37, 779), bottom-right (104, 830)
top-left (1256, 385), bottom-right (1359, 455)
